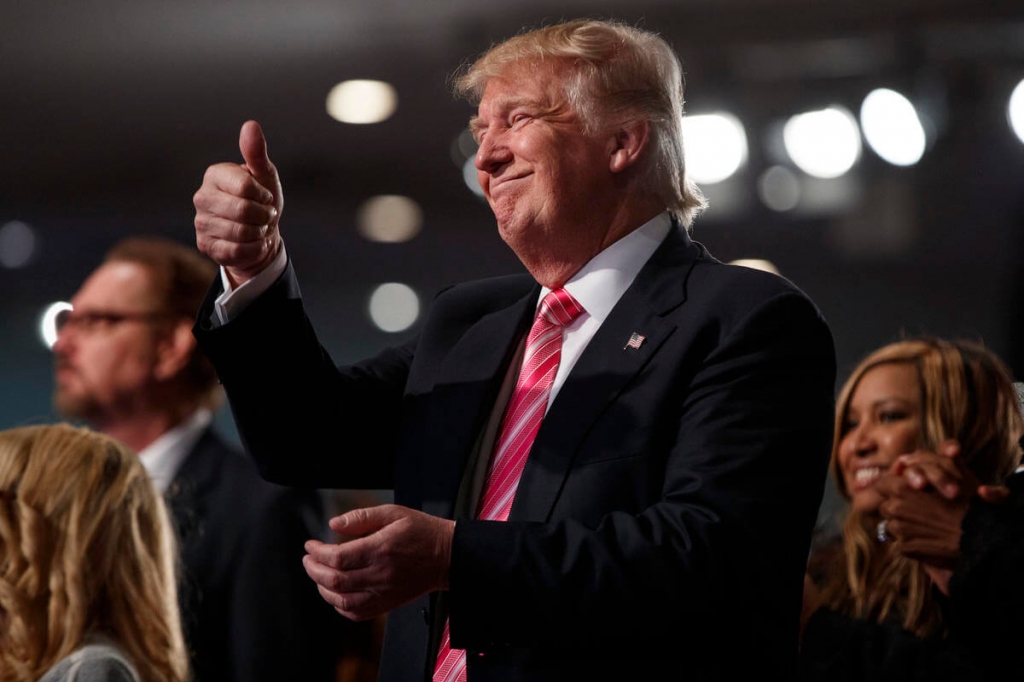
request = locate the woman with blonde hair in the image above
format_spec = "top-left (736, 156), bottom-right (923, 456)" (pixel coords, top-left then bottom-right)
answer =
top-left (800, 337), bottom-right (1024, 680)
top-left (0, 424), bottom-right (188, 682)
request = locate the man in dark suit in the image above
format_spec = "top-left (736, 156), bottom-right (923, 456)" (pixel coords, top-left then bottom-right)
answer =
top-left (191, 19), bottom-right (837, 681)
top-left (52, 237), bottom-right (340, 681)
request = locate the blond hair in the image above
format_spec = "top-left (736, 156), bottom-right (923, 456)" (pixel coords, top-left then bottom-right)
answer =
top-left (820, 338), bottom-right (1024, 636)
top-left (453, 18), bottom-right (707, 229)
top-left (0, 424), bottom-right (188, 682)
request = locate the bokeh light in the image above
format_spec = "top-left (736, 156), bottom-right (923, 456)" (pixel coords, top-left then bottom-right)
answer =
top-left (326, 80), bottom-right (398, 124)
top-left (40, 301), bottom-right (72, 350)
top-left (783, 106), bottom-right (862, 178)
top-left (682, 112), bottom-right (748, 184)
top-left (356, 195), bottom-right (422, 243)
top-left (860, 88), bottom-right (927, 166)
top-left (368, 283), bottom-right (420, 332)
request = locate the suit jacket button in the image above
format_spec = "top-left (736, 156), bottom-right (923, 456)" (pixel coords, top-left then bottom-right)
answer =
top-left (421, 607), bottom-right (429, 624)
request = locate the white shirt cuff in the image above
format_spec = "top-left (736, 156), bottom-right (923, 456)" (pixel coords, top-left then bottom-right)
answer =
top-left (212, 243), bottom-right (288, 325)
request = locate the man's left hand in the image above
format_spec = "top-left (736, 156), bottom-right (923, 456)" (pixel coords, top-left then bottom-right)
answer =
top-left (303, 504), bottom-right (455, 621)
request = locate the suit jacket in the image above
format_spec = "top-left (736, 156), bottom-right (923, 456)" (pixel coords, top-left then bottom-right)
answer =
top-left (194, 225), bottom-right (837, 681)
top-left (165, 427), bottom-right (341, 682)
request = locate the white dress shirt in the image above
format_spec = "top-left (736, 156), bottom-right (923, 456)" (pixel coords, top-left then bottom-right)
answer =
top-left (538, 212), bottom-right (671, 409)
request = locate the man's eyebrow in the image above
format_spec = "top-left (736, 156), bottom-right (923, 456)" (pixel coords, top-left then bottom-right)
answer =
top-left (468, 115), bottom-right (485, 140)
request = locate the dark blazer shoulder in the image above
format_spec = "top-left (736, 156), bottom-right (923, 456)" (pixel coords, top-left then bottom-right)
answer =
top-left (428, 273), bottom-right (537, 322)
top-left (688, 242), bottom-right (819, 307)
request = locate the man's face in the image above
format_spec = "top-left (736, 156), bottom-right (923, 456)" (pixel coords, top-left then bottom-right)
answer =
top-left (471, 61), bottom-right (616, 266)
top-left (52, 262), bottom-right (167, 424)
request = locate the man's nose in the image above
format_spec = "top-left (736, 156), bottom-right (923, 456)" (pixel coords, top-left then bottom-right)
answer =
top-left (474, 134), bottom-right (512, 173)
top-left (51, 326), bottom-right (74, 355)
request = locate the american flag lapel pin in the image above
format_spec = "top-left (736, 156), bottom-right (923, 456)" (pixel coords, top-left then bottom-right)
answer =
top-left (623, 332), bottom-right (646, 350)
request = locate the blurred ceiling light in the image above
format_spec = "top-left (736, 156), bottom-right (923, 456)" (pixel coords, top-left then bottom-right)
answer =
top-left (356, 195), bottom-right (422, 243)
top-left (462, 157), bottom-right (485, 198)
top-left (681, 112), bottom-right (748, 184)
top-left (326, 80), bottom-right (398, 124)
top-left (757, 165), bottom-right (801, 212)
top-left (783, 106), bottom-right (862, 179)
top-left (729, 259), bottom-right (781, 276)
top-left (368, 282), bottom-right (420, 333)
top-left (0, 220), bottom-right (37, 268)
top-left (450, 128), bottom-right (478, 167)
top-left (1009, 78), bottom-right (1024, 145)
top-left (40, 301), bottom-right (72, 350)
top-left (860, 88), bottom-right (927, 166)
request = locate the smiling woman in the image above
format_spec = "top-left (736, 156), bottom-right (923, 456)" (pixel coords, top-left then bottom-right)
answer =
top-left (836, 361), bottom-right (924, 514)
top-left (800, 337), bottom-right (1024, 680)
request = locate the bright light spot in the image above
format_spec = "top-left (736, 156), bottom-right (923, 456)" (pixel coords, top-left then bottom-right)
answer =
top-left (463, 157), bottom-right (485, 198)
top-left (729, 259), bottom-right (780, 276)
top-left (783, 106), bottom-right (862, 178)
top-left (1009, 79), bottom-right (1024, 145)
top-left (326, 80), bottom-right (398, 124)
top-left (368, 283), bottom-right (419, 332)
top-left (450, 128), bottom-right (478, 167)
top-left (40, 301), bottom-right (72, 349)
top-left (682, 112), bottom-right (748, 184)
top-left (757, 165), bottom-right (801, 212)
top-left (356, 195), bottom-right (422, 243)
top-left (0, 221), bottom-right (37, 268)
top-left (860, 88), bottom-right (926, 166)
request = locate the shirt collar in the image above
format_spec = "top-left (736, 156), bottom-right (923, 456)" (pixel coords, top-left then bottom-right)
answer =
top-left (138, 409), bottom-right (212, 493)
top-left (538, 211), bottom-right (672, 324)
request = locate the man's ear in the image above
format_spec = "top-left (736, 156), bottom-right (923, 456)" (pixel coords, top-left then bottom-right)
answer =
top-left (154, 320), bottom-right (196, 381)
top-left (609, 119), bottom-right (650, 174)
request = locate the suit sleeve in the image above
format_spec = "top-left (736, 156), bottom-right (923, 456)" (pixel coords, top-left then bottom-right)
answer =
top-left (194, 260), bottom-right (414, 489)
top-left (447, 289), bottom-right (836, 661)
top-left (226, 488), bottom-right (342, 682)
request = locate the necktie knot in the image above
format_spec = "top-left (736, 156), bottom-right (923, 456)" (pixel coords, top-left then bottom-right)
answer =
top-left (538, 288), bottom-right (585, 328)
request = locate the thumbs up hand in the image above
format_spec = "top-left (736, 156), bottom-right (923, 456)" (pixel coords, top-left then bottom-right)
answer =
top-left (193, 120), bottom-right (284, 287)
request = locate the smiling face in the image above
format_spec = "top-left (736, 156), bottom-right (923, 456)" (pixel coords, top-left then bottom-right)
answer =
top-left (837, 362), bottom-right (924, 513)
top-left (471, 60), bottom-right (625, 286)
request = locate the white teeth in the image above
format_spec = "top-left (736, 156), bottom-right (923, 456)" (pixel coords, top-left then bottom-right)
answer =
top-left (855, 467), bottom-right (880, 484)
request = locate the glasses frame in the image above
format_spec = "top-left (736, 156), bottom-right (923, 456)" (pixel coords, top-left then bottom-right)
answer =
top-left (55, 308), bottom-right (178, 334)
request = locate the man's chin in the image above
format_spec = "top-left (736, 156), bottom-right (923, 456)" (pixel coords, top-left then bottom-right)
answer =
top-left (53, 391), bottom-right (98, 421)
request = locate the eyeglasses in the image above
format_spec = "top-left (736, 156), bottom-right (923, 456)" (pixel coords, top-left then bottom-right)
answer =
top-left (55, 308), bottom-right (176, 334)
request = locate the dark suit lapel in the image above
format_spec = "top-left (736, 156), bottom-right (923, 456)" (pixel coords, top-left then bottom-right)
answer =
top-left (511, 224), bottom-right (702, 522)
top-left (165, 428), bottom-right (222, 558)
top-left (419, 286), bottom-right (539, 520)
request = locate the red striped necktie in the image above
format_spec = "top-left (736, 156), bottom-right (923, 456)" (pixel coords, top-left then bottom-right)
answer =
top-left (432, 288), bottom-right (586, 682)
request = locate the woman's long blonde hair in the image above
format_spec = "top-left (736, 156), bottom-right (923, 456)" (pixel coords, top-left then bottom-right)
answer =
top-left (820, 338), bottom-right (1023, 636)
top-left (0, 424), bottom-right (188, 681)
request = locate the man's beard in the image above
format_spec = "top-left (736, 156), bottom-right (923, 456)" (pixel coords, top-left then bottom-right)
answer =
top-left (53, 385), bottom-right (102, 421)
top-left (52, 363), bottom-right (103, 422)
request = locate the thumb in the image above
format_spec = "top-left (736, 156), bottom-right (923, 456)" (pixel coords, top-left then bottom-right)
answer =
top-left (235, 120), bottom-right (280, 209)
top-left (239, 120), bottom-right (274, 177)
top-left (237, 119), bottom-right (284, 224)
